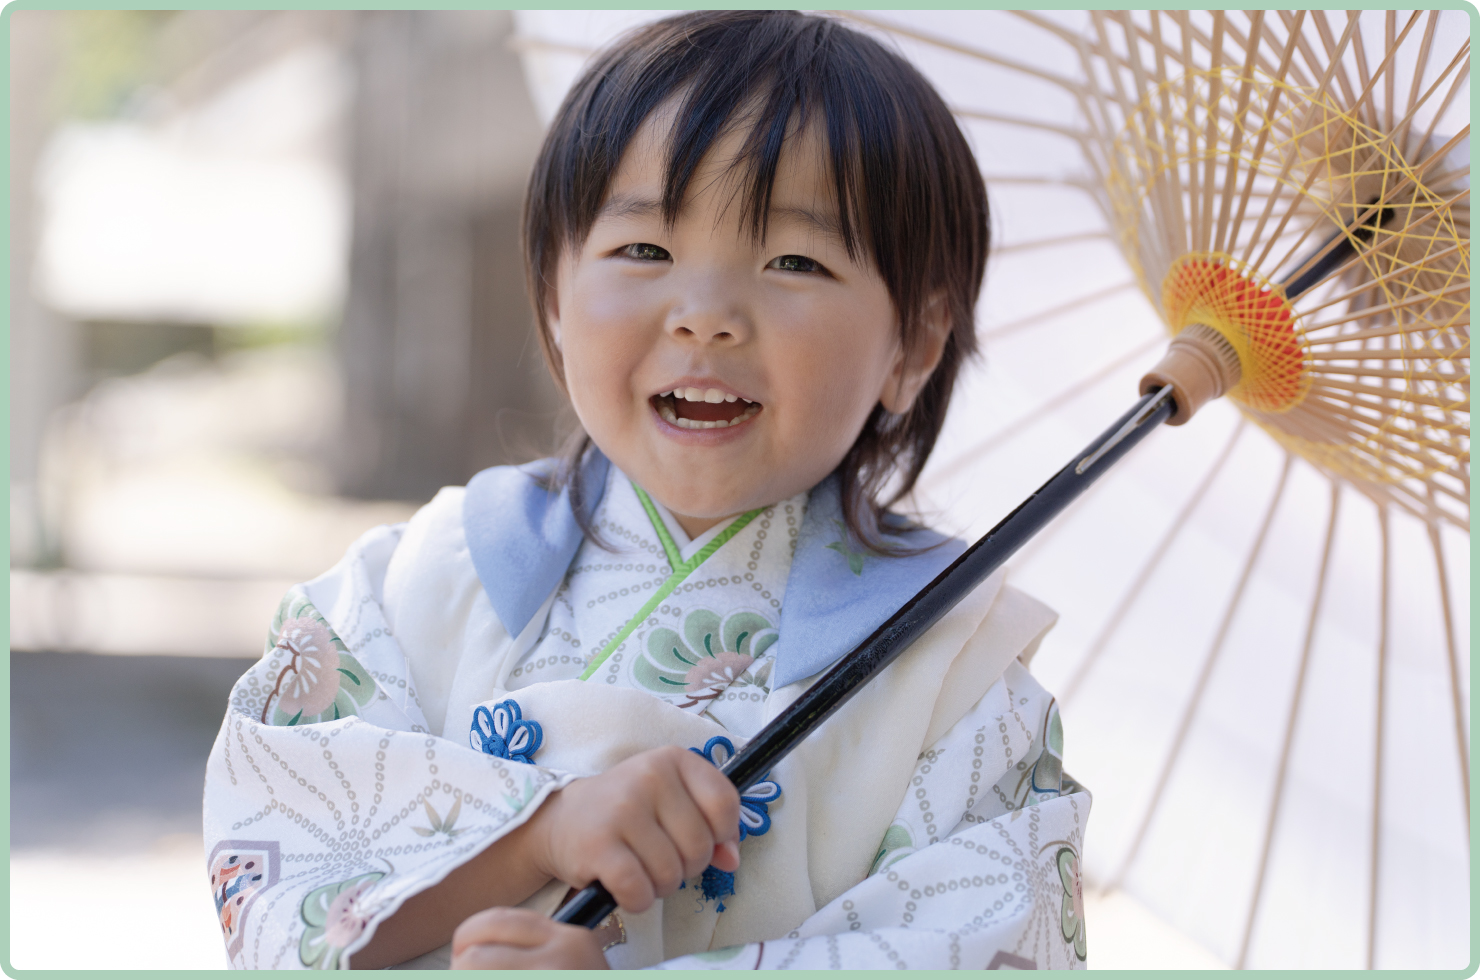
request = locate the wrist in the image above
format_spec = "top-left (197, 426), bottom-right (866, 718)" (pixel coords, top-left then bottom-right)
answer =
top-left (519, 785), bottom-right (563, 882)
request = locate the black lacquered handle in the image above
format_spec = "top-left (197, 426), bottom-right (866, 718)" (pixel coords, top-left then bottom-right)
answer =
top-left (550, 882), bottom-right (618, 928)
top-left (552, 389), bottom-right (1174, 929)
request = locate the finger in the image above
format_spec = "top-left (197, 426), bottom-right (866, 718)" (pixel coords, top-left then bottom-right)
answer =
top-left (710, 839), bottom-right (741, 872)
top-left (451, 906), bottom-right (551, 956)
top-left (675, 749), bottom-right (742, 844)
top-left (452, 923), bottom-right (610, 971)
top-left (594, 846), bottom-right (657, 913)
top-left (451, 942), bottom-right (527, 971)
top-left (652, 772), bottom-right (723, 880)
top-left (451, 941), bottom-right (555, 971)
top-left (621, 815), bottom-right (689, 897)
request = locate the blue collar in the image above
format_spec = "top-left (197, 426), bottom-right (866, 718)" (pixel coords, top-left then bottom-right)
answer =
top-left (463, 451), bottom-right (965, 688)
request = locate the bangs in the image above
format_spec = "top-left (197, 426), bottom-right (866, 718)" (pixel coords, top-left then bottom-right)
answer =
top-left (535, 11), bottom-right (979, 294)
top-left (525, 10), bottom-right (988, 554)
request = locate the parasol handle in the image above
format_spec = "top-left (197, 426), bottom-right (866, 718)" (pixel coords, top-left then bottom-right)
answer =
top-left (552, 384), bottom-right (1177, 930)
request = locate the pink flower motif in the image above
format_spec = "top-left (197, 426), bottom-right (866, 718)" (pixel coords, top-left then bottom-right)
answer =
top-left (275, 617), bottom-right (341, 718)
top-left (322, 877), bottom-right (376, 949)
top-left (684, 650), bottom-right (754, 697)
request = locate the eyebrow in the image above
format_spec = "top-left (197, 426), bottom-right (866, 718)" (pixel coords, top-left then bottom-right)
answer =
top-left (596, 195), bottom-right (669, 222)
top-left (768, 205), bottom-right (845, 244)
top-left (596, 194), bottom-right (845, 245)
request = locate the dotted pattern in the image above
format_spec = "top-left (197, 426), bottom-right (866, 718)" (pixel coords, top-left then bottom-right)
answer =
top-left (658, 661), bottom-right (1090, 971)
top-left (207, 584), bottom-right (570, 969)
top-left (511, 473), bottom-right (804, 739)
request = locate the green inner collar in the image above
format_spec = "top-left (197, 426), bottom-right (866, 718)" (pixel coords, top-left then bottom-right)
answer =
top-left (578, 485), bottom-right (763, 682)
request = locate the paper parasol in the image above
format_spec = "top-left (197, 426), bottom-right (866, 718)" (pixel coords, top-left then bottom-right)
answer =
top-left (512, 11), bottom-right (1469, 968)
top-left (841, 9), bottom-right (1470, 969)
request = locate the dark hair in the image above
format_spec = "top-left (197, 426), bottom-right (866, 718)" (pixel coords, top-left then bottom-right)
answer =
top-left (523, 10), bottom-right (988, 551)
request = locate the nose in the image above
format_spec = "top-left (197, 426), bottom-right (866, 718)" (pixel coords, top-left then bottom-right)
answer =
top-left (665, 275), bottom-right (751, 345)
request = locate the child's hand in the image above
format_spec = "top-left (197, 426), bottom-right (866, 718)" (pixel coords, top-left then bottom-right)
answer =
top-left (451, 907), bottom-right (609, 970)
top-left (528, 745), bottom-right (742, 912)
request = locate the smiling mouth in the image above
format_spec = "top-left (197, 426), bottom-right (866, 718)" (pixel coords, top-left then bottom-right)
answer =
top-left (652, 387), bottom-right (763, 430)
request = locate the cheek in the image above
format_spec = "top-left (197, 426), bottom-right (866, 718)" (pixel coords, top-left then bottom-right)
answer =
top-left (556, 272), bottom-right (661, 419)
top-left (768, 301), bottom-right (897, 440)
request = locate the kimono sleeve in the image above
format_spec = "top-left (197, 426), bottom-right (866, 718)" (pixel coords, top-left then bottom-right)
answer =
top-left (202, 516), bottom-right (577, 970)
top-left (651, 662), bottom-right (1089, 971)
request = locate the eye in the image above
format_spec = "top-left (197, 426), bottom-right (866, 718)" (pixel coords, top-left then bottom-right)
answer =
top-left (620, 243), bottom-right (671, 262)
top-left (767, 254), bottom-right (827, 275)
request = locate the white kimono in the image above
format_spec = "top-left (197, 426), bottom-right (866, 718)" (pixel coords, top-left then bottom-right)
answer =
top-left (202, 455), bottom-right (1089, 970)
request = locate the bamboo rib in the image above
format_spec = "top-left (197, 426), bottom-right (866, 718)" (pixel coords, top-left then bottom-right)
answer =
top-left (978, 281), bottom-right (1138, 341)
top-left (1211, 10), bottom-right (1263, 257)
top-left (837, 12), bottom-right (1086, 96)
top-left (1060, 420), bottom-right (1246, 705)
top-left (1297, 241), bottom-right (1467, 318)
top-left (1426, 489), bottom-right (1470, 826)
top-left (926, 336), bottom-right (1163, 486)
top-left (1384, 13), bottom-right (1397, 135)
top-left (1235, 481), bottom-right (1342, 970)
top-left (990, 231), bottom-right (1112, 255)
top-left (1368, 505), bottom-right (1392, 970)
top-left (950, 108), bottom-right (1090, 143)
top-left (1344, 12), bottom-right (1423, 136)
top-left (1308, 378), bottom-right (1468, 413)
top-left (1307, 394), bottom-right (1468, 434)
top-left (1304, 344), bottom-right (1471, 364)
top-left (1412, 50), bottom-right (1472, 161)
top-left (1225, 12), bottom-right (1307, 261)
top-left (1109, 454), bottom-right (1295, 891)
top-left (1402, 13), bottom-right (1441, 158)
top-left (1270, 125), bottom-right (1471, 291)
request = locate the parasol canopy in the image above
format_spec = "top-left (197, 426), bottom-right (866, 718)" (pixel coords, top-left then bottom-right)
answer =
top-left (512, 10), bottom-right (1470, 969)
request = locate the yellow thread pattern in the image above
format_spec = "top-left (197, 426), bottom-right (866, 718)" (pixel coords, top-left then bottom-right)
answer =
top-left (1098, 66), bottom-right (1467, 514)
top-left (1162, 253), bottom-right (1308, 413)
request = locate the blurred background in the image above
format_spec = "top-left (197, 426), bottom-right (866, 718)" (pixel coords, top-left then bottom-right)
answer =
top-left (9, 9), bottom-right (1467, 971)
top-left (9, 10), bottom-right (567, 969)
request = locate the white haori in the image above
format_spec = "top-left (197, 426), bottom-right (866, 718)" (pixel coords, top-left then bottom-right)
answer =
top-left (203, 483), bottom-right (1087, 970)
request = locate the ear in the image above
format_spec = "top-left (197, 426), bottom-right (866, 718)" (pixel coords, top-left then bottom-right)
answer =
top-left (879, 295), bottom-right (952, 415)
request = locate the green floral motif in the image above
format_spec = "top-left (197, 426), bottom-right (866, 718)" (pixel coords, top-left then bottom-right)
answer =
top-left (825, 520), bottom-right (869, 575)
top-left (868, 822), bottom-right (915, 876)
top-left (262, 593), bottom-right (376, 726)
top-left (633, 609), bottom-right (778, 708)
top-left (1001, 700), bottom-right (1065, 810)
top-left (413, 796), bottom-right (467, 839)
top-left (299, 871), bottom-right (384, 969)
top-left (1057, 847), bottom-right (1087, 961)
top-left (503, 775), bottom-right (538, 814)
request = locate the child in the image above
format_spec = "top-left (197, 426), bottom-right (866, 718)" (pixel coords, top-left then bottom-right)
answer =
top-left (204, 11), bottom-right (1088, 970)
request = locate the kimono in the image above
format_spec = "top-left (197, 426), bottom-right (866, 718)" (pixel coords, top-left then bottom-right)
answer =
top-left (202, 450), bottom-right (1090, 970)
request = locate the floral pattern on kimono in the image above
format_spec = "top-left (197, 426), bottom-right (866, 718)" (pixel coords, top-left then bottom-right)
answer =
top-left (203, 475), bottom-right (1086, 970)
top-left (509, 470), bottom-right (803, 739)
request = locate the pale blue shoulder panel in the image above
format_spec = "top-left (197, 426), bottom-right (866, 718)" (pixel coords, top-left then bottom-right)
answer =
top-left (462, 450), bottom-right (611, 638)
top-left (463, 456), bottom-right (961, 687)
top-left (772, 477), bottom-right (968, 689)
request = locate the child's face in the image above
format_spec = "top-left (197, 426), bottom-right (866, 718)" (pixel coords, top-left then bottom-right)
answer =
top-left (549, 114), bottom-right (944, 535)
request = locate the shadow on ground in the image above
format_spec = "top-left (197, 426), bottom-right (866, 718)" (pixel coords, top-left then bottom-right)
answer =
top-left (11, 652), bottom-right (254, 852)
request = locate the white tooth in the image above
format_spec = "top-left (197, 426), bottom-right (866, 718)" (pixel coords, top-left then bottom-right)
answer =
top-left (682, 387), bottom-right (700, 401)
top-left (741, 397), bottom-right (753, 404)
top-left (661, 390), bottom-right (672, 398)
top-left (724, 393), bottom-right (737, 403)
top-left (704, 388), bottom-right (724, 403)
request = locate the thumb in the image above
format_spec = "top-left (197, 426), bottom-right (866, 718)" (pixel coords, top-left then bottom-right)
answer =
top-left (710, 839), bottom-right (740, 871)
